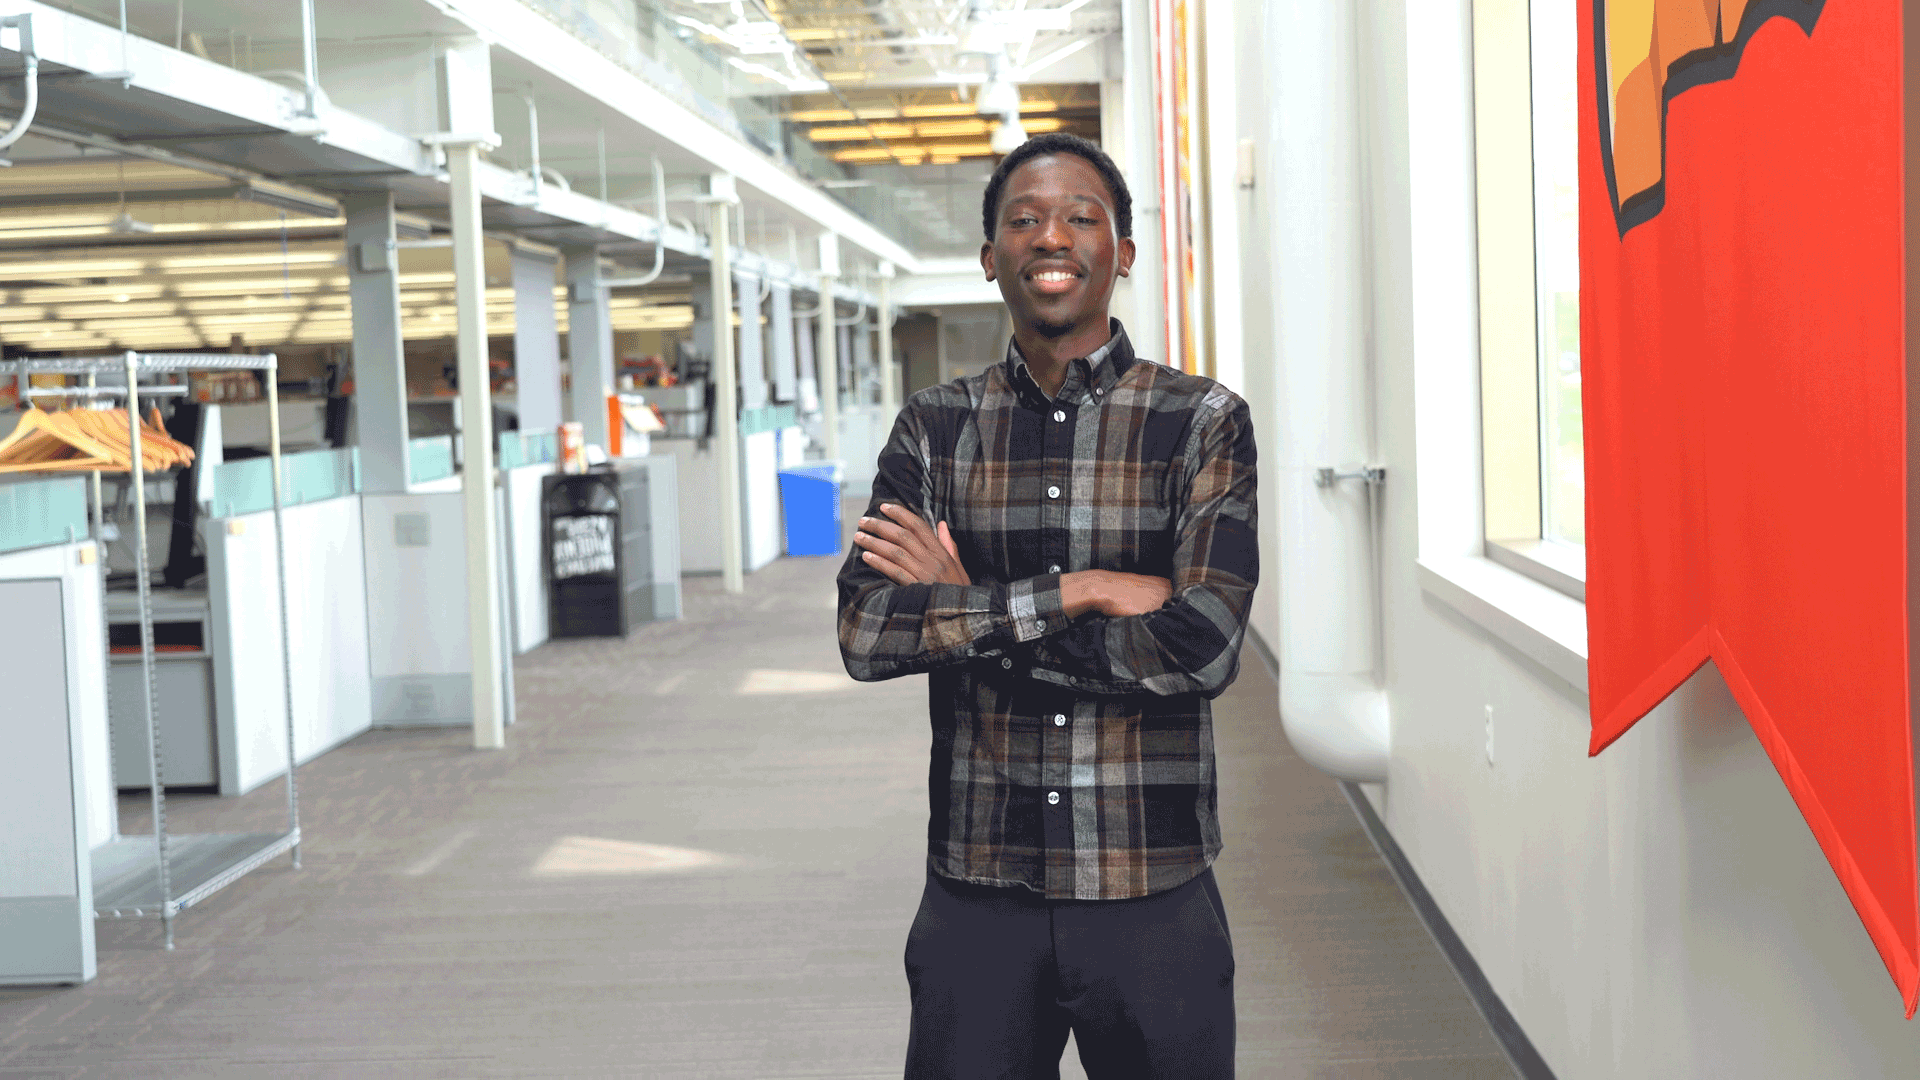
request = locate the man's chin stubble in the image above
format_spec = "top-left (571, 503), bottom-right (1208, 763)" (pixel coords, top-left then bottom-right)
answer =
top-left (1030, 317), bottom-right (1077, 339)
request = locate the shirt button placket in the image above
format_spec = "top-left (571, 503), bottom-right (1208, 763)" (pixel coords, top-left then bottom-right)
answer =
top-left (1045, 402), bottom-right (1067, 572)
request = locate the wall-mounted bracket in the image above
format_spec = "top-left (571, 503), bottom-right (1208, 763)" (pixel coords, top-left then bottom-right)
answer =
top-left (1314, 465), bottom-right (1387, 488)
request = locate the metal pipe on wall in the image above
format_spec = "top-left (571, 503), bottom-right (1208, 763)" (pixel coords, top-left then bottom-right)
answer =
top-left (601, 158), bottom-right (667, 288)
top-left (1270, 0), bottom-right (1388, 782)
top-left (298, 0), bottom-right (319, 118)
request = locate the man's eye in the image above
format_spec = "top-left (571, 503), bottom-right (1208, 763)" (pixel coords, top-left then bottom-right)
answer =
top-left (1073, 216), bottom-right (1096, 225)
top-left (1011, 216), bottom-right (1036, 226)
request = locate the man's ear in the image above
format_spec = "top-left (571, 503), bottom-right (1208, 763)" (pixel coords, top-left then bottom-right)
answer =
top-left (1117, 236), bottom-right (1137, 278)
top-left (980, 240), bottom-right (996, 282)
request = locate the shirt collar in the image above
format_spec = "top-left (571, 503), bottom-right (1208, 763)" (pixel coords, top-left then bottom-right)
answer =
top-left (1004, 318), bottom-right (1136, 404)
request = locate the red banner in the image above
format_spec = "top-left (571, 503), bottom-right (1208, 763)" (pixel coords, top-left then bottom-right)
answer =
top-left (1581, 0), bottom-right (1918, 1012)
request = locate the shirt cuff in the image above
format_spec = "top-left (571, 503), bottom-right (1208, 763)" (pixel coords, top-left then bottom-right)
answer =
top-left (1006, 573), bottom-right (1067, 643)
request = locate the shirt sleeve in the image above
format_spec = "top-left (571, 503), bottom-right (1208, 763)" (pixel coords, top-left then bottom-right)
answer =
top-left (1008, 391), bottom-right (1258, 699)
top-left (836, 406), bottom-right (1070, 683)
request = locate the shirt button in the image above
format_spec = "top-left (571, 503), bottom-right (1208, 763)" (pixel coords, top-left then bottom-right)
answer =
top-left (1002, 658), bottom-right (1013, 669)
top-left (1093, 387), bottom-right (1103, 397)
top-left (1047, 791), bottom-right (1060, 805)
top-left (1047, 485), bottom-right (1061, 499)
top-left (1048, 563), bottom-right (1061, 574)
top-left (1054, 714), bottom-right (1066, 727)
top-left (1052, 409), bottom-right (1066, 423)
top-left (1035, 618), bottom-right (1046, 630)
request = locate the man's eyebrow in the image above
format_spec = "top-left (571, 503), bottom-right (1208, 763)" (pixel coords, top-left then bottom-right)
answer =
top-left (1001, 192), bottom-right (1106, 214)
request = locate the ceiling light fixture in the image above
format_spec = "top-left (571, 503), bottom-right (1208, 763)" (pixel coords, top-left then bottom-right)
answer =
top-left (957, 0), bottom-right (1003, 57)
top-left (976, 78), bottom-right (1021, 118)
top-left (233, 179), bottom-right (339, 219)
top-left (989, 112), bottom-right (1028, 156)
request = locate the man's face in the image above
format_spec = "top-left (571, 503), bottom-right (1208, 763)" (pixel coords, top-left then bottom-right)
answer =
top-left (981, 153), bottom-right (1135, 339)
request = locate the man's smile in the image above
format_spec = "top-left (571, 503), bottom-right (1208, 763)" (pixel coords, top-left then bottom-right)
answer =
top-left (1025, 264), bottom-right (1084, 295)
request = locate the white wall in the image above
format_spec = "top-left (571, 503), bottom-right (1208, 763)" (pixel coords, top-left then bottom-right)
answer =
top-left (743, 430), bottom-right (782, 572)
top-left (0, 541), bottom-right (111, 852)
top-left (205, 497), bottom-right (374, 794)
top-left (1231, 0), bottom-right (1920, 1073)
top-left (360, 491), bottom-right (473, 726)
top-left (501, 464), bottom-right (550, 654)
top-left (0, 575), bottom-right (95, 985)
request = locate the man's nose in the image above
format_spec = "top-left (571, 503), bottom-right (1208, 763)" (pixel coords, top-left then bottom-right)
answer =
top-left (1032, 214), bottom-right (1071, 251)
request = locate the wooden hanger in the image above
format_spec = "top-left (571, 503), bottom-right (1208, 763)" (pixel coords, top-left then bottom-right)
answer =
top-left (0, 406), bottom-right (119, 472)
top-left (0, 405), bottom-right (195, 473)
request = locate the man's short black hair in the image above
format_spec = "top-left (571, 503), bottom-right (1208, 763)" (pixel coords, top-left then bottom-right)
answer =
top-left (981, 132), bottom-right (1132, 242)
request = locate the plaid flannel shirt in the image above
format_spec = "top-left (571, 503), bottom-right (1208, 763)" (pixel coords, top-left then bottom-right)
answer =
top-left (836, 320), bottom-right (1259, 900)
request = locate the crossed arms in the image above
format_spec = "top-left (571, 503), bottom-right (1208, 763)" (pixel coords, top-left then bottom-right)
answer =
top-left (852, 504), bottom-right (1175, 622)
top-left (834, 393), bottom-right (1258, 699)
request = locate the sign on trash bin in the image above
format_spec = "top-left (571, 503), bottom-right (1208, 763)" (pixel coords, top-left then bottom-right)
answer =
top-left (544, 472), bottom-right (628, 637)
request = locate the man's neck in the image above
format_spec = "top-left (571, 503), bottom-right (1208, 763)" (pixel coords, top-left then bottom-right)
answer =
top-left (1012, 315), bottom-right (1111, 398)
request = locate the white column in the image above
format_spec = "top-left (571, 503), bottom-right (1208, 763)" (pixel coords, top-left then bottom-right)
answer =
top-left (1120, 0), bottom-right (1169, 360)
top-left (851, 320), bottom-right (874, 404)
top-left (707, 177), bottom-right (745, 594)
top-left (446, 142), bottom-right (505, 751)
top-left (816, 286), bottom-right (841, 463)
top-left (769, 282), bottom-right (797, 404)
top-left (563, 247), bottom-right (614, 449)
top-left (877, 263), bottom-right (898, 417)
top-left (1201, 0), bottom-right (1243, 393)
top-left (345, 192), bottom-right (410, 493)
top-left (736, 270), bottom-right (768, 411)
top-left (511, 245), bottom-right (562, 432)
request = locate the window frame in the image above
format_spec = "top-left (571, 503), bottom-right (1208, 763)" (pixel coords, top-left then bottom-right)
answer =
top-left (1471, 0), bottom-right (1585, 602)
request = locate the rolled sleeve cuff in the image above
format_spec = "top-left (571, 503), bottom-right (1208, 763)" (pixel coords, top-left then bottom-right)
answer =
top-left (1006, 573), bottom-right (1067, 643)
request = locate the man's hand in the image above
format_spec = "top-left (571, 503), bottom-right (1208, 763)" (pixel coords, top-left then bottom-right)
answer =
top-left (853, 504), bottom-right (972, 586)
top-left (1061, 570), bottom-right (1173, 619)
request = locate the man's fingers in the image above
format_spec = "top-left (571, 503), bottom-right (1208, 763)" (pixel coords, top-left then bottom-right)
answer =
top-left (857, 515), bottom-right (914, 547)
top-left (861, 550), bottom-right (917, 586)
top-left (851, 530), bottom-right (914, 568)
top-left (936, 520), bottom-right (960, 560)
top-left (880, 502), bottom-right (938, 540)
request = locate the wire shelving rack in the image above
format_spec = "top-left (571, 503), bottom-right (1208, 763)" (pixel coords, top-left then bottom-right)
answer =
top-left (2, 351), bottom-right (301, 949)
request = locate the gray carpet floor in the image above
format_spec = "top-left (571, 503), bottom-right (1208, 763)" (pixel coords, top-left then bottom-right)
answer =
top-left (0, 542), bottom-right (1513, 1078)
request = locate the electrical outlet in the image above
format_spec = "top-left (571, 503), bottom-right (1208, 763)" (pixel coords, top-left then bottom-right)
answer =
top-left (1484, 705), bottom-right (1495, 766)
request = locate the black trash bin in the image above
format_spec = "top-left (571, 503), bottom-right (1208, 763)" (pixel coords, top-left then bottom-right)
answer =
top-left (545, 471), bottom-right (628, 638)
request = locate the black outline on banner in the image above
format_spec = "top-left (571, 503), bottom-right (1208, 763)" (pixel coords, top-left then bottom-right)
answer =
top-left (1595, 0), bottom-right (1828, 236)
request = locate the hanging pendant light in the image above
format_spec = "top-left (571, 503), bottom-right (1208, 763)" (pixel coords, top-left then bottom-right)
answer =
top-left (989, 111), bottom-right (1028, 155)
top-left (976, 76), bottom-right (1021, 117)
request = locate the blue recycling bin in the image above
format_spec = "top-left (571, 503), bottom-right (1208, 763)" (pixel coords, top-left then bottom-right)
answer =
top-left (778, 461), bottom-right (844, 557)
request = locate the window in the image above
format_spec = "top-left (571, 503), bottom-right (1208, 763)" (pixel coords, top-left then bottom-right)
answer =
top-left (1473, 0), bottom-right (1585, 599)
top-left (1529, 0), bottom-right (1581, 550)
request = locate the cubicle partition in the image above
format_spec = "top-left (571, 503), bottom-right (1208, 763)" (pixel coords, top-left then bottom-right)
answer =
top-left (0, 479), bottom-right (109, 985)
top-left (202, 448), bottom-right (373, 794)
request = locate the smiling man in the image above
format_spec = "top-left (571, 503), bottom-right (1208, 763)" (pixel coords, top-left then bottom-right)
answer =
top-left (836, 132), bottom-right (1258, 1078)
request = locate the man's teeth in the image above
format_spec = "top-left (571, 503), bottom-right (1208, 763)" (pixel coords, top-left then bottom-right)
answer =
top-left (1033, 271), bottom-right (1078, 282)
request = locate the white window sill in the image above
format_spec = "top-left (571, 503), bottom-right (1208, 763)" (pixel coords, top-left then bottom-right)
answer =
top-left (1484, 537), bottom-right (1584, 601)
top-left (1416, 553), bottom-right (1588, 695)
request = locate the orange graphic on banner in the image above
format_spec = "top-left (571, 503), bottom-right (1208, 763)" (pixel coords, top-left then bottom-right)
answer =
top-left (1598, 0), bottom-right (1824, 232)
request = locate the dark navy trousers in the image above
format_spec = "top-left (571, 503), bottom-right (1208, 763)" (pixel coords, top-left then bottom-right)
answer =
top-left (903, 866), bottom-right (1236, 1079)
